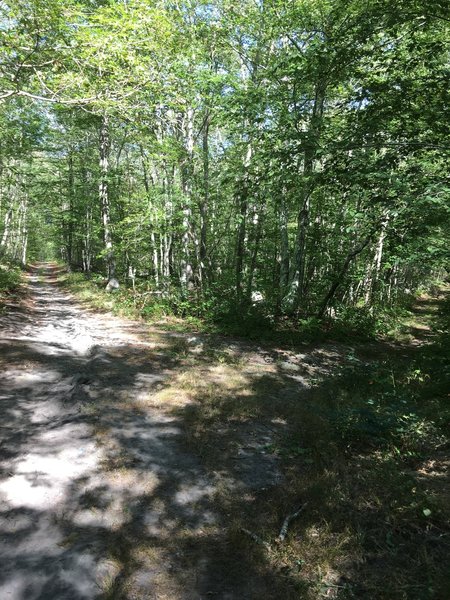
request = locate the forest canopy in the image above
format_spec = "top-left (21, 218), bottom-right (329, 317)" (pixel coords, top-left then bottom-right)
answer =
top-left (1, 0), bottom-right (449, 329)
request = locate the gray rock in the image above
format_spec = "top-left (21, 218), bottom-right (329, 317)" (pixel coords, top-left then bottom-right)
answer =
top-left (105, 278), bottom-right (119, 292)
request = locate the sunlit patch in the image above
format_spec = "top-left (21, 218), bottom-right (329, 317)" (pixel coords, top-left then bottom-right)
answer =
top-left (0, 473), bottom-right (58, 509)
top-left (7, 369), bottom-right (61, 384)
top-left (71, 333), bottom-right (94, 355)
top-left (174, 481), bottom-right (215, 506)
top-left (0, 421), bottom-right (101, 510)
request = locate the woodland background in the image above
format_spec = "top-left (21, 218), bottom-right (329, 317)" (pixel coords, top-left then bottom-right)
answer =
top-left (0, 0), bottom-right (449, 332)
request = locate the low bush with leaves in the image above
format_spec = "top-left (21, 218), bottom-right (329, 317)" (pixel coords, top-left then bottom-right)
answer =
top-left (0, 262), bottom-right (22, 304)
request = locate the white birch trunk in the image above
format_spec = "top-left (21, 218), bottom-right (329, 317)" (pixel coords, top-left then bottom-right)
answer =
top-left (99, 115), bottom-right (117, 287)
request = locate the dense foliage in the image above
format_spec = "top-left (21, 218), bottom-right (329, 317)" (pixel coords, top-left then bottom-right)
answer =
top-left (1, 0), bottom-right (448, 327)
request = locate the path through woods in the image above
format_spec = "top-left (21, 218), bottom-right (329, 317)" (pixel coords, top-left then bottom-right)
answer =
top-left (0, 264), bottom-right (312, 599)
top-left (0, 264), bottom-right (448, 599)
top-left (0, 264), bottom-right (227, 598)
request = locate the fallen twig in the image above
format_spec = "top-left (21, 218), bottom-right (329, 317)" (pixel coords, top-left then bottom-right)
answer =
top-left (277, 503), bottom-right (308, 543)
top-left (240, 528), bottom-right (272, 551)
top-left (240, 502), bottom-right (308, 550)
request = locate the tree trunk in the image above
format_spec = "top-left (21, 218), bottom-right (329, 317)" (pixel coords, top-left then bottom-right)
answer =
top-left (284, 79), bottom-right (326, 313)
top-left (66, 151), bottom-right (74, 268)
top-left (12, 197), bottom-right (26, 261)
top-left (82, 205), bottom-right (92, 273)
top-left (0, 207), bottom-right (12, 252)
top-left (317, 233), bottom-right (373, 318)
top-left (235, 143), bottom-right (252, 301)
top-left (246, 203), bottom-right (264, 300)
top-left (21, 211), bottom-right (28, 266)
top-left (180, 108), bottom-right (195, 292)
top-left (140, 145), bottom-right (160, 286)
top-left (99, 114), bottom-right (117, 287)
top-left (199, 110), bottom-right (210, 286)
top-left (279, 190), bottom-right (290, 294)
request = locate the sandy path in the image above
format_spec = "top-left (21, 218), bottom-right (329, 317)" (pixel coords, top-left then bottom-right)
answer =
top-left (0, 266), bottom-right (219, 599)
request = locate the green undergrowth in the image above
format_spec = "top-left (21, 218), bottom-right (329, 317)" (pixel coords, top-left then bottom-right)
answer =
top-left (56, 270), bottom-right (438, 348)
top-left (0, 261), bottom-right (22, 309)
top-left (58, 268), bottom-right (449, 597)
top-left (57, 271), bottom-right (147, 320)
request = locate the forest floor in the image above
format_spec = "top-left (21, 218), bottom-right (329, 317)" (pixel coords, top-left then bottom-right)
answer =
top-left (0, 263), bottom-right (448, 600)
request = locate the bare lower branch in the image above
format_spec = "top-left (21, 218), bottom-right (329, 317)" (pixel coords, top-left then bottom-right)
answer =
top-left (0, 88), bottom-right (97, 104)
top-left (0, 90), bottom-right (16, 100)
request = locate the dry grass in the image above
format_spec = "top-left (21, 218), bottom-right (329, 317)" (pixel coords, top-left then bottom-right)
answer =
top-left (58, 270), bottom-right (450, 599)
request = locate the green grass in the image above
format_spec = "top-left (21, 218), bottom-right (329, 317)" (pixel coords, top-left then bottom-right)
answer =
top-left (57, 271), bottom-right (141, 319)
top-left (0, 262), bottom-right (22, 310)
top-left (58, 268), bottom-right (449, 598)
top-left (168, 292), bottom-right (450, 599)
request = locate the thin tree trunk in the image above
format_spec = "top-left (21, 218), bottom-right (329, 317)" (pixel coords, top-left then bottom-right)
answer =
top-left (199, 110), bottom-right (210, 286)
top-left (1, 207), bottom-right (12, 252)
top-left (12, 197), bottom-right (26, 261)
top-left (21, 216), bottom-right (28, 266)
top-left (279, 191), bottom-right (290, 294)
top-left (139, 145), bottom-right (160, 286)
top-left (364, 213), bottom-right (389, 305)
top-left (235, 143), bottom-right (252, 301)
top-left (317, 233), bottom-right (373, 318)
top-left (162, 168), bottom-right (173, 281)
top-left (66, 151), bottom-right (74, 268)
top-left (180, 107), bottom-right (195, 292)
top-left (82, 205), bottom-right (92, 272)
top-left (372, 214), bottom-right (389, 298)
top-left (285, 79), bottom-right (326, 313)
top-left (246, 204), bottom-right (264, 299)
top-left (99, 115), bottom-right (117, 286)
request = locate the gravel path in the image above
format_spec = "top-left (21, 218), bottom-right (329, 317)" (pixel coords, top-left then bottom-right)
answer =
top-left (0, 266), bottom-right (219, 599)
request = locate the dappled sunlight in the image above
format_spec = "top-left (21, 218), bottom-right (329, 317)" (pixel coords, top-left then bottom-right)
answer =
top-left (2, 267), bottom-right (298, 598)
top-left (0, 0), bottom-right (447, 589)
top-left (0, 267), bottom-right (448, 599)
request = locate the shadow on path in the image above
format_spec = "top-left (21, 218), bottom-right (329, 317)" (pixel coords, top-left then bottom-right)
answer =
top-left (0, 264), bottom-right (301, 599)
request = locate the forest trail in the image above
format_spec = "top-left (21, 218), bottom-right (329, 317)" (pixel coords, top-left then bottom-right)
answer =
top-left (0, 264), bottom-right (448, 600)
top-left (0, 263), bottom-right (228, 599)
top-left (0, 263), bottom-right (353, 599)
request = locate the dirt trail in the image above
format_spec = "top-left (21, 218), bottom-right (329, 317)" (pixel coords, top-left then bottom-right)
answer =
top-left (0, 265), bottom-right (230, 599)
top-left (5, 265), bottom-right (443, 599)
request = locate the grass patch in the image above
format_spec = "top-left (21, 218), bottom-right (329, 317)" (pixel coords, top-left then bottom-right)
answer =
top-left (57, 271), bottom-right (141, 319)
top-left (0, 261), bottom-right (22, 310)
top-left (169, 292), bottom-right (450, 599)
top-left (57, 268), bottom-right (449, 597)
top-left (56, 270), bottom-right (422, 347)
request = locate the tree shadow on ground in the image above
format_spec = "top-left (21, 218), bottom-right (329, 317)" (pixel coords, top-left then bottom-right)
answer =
top-left (0, 272), bottom-right (448, 599)
top-left (0, 270), bottom-right (303, 599)
top-left (169, 291), bottom-right (450, 599)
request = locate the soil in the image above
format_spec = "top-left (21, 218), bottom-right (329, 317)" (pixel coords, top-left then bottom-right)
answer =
top-left (0, 265), bottom-right (221, 599)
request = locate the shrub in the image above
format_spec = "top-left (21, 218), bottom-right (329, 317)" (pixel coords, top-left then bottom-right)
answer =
top-left (0, 263), bottom-right (21, 295)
